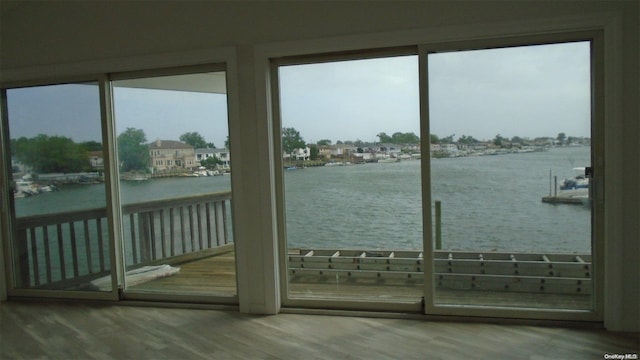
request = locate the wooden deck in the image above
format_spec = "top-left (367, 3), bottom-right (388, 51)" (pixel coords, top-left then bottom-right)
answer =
top-left (128, 250), bottom-right (591, 310)
top-left (129, 251), bottom-right (237, 296)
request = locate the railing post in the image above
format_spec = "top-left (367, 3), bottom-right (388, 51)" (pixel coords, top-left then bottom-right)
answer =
top-left (16, 228), bottom-right (31, 287)
top-left (138, 212), bottom-right (152, 263)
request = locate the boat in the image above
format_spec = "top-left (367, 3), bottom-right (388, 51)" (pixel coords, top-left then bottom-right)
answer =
top-left (377, 157), bottom-right (400, 163)
top-left (560, 167), bottom-right (589, 190)
top-left (15, 180), bottom-right (39, 196)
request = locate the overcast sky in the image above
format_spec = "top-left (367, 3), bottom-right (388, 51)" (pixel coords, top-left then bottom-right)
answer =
top-left (7, 41), bottom-right (590, 146)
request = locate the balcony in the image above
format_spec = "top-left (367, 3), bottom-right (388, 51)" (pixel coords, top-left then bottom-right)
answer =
top-left (12, 191), bottom-right (591, 310)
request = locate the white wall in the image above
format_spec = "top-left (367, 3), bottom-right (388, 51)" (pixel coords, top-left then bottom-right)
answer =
top-left (1, 1), bottom-right (637, 332)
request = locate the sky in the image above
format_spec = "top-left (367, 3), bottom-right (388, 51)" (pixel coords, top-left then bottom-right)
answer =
top-left (6, 41), bottom-right (590, 146)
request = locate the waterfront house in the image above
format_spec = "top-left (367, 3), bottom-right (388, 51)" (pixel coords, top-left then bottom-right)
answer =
top-left (148, 140), bottom-right (197, 172)
top-left (87, 151), bottom-right (104, 170)
top-left (195, 148), bottom-right (231, 171)
top-left (283, 146), bottom-right (311, 161)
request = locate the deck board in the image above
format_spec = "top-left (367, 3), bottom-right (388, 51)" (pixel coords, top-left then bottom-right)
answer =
top-left (128, 251), bottom-right (591, 309)
top-left (129, 251), bottom-right (237, 295)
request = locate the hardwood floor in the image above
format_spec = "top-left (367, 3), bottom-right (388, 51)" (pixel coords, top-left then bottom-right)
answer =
top-left (1, 301), bottom-right (637, 359)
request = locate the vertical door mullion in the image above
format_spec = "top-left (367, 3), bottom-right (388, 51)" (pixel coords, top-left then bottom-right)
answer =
top-left (0, 89), bottom-right (15, 300)
top-left (418, 45), bottom-right (435, 314)
top-left (99, 75), bottom-right (125, 300)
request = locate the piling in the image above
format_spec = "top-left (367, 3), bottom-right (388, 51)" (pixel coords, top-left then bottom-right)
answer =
top-left (435, 201), bottom-right (442, 250)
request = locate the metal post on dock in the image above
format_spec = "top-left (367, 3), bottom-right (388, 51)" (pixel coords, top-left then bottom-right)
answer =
top-left (435, 200), bottom-right (442, 250)
top-left (554, 176), bottom-right (558, 197)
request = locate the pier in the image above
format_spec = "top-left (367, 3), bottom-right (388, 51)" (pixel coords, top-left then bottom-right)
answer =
top-left (542, 189), bottom-right (589, 205)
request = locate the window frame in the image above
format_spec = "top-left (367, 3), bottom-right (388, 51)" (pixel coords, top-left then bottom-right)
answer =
top-left (271, 47), bottom-right (424, 312)
top-left (0, 75), bottom-right (120, 301)
top-left (419, 31), bottom-right (604, 321)
top-left (108, 63), bottom-right (240, 304)
top-left (268, 31), bottom-right (604, 321)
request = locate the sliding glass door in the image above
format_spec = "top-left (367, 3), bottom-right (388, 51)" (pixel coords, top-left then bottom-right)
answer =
top-left (426, 41), bottom-right (595, 311)
top-left (274, 52), bottom-right (424, 308)
top-left (3, 81), bottom-right (114, 293)
top-left (111, 67), bottom-right (237, 300)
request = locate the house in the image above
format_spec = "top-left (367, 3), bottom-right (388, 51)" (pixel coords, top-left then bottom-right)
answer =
top-left (148, 139), bottom-right (197, 172)
top-left (87, 151), bottom-right (104, 170)
top-left (0, 2), bottom-right (637, 355)
top-left (283, 146), bottom-right (310, 161)
top-left (195, 148), bottom-right (231, 170)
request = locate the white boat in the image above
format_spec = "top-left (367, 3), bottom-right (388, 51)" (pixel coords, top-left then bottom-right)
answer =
top-left (560, 167), bottom-right (589, 190)
top-left (15, 180), bottom-right (39, 196)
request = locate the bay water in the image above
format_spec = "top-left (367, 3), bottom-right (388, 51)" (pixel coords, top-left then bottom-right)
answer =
top-left (15, 146), bottom-right (591, 254)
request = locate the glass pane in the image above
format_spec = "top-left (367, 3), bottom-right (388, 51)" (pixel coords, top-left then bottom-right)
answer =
top-left (112, 71), bottom-right (236, 297)
top-left (6, 83), bottom-right (112, 291)
top-left (428, 42), bottom-right (592, 310)
top-left (279, 56), bottom-right (423, 302)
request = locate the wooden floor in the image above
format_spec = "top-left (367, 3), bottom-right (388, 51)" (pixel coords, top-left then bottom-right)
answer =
top-left (1, 301), bottom-right (637, 360)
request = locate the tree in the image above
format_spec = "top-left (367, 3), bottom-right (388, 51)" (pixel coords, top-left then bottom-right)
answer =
top-left (493, 134), bottom-right (505, 147)
top-left (224, 136), bottom-right (230, 149)
top-left (440, 134), bottom-right (455, 144)
top-left (557, 132), bottom-right (566, 145)
top-left (391, 132), bottom-right (420, 144)
top-left (458, 135), bottom-right (479, 145)
top-left (80, 141), bottom-right (103, 152)
top-left (282, 127), bottom-right (305, 155)
top-left (430, 134), bottom-right (440, 144)
top-left (200, 156), bottom-right (221, 169)
top-left (317, 139), bottom-right (332, 146)
top-left (377, 132), bottom-right (393, 143)
top-left (117, 128), bottom-right (150, 172)
top-left (11, 135), bottom-right (89, 173)
top-left (309, 144), bottom-right (319, 160)
top-left (180, 132), bottom-right (209, 149)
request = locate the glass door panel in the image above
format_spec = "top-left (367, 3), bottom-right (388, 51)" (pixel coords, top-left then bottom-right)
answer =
top-left (4, 82), bottom-right (113, 292)
top-left (427, 42), bottom-right (593, 310)
top-left (112, 70), bottom-right (236, 298)
top-left (277, 55), bottom-right (423, 303)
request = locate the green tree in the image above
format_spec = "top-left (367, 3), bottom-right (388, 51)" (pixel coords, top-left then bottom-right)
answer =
top-left (282, 127), bottom-right (305, 155)
top-left (440, 134), bottom-right (455, 144)
top-left (493, 134), bottom-right (505, 147)
top-left (309, 144), bottom-right (319, 160)
top-left (458, 135), bottom-right (479, 145)
top-left (200, 156), bottom-right (222, 169)
top-left (430, 134), bottom-right (440, 144)
top-left (317, 139), bottom-right (332, 146)
top-left (180, 132), bottom-right (209, 149)
top-left (11, 135), bottom-right (89, 173)
top-left (117, 128), bottom-right (150, 172)
top-left (80, 141), bottom-right (103, 152)
top-left (391, 132), bottom-right (420, 144)
top-left (377, 132), bottom-right (393, 143)
top-left (224, 136), bottom-right (230, 149)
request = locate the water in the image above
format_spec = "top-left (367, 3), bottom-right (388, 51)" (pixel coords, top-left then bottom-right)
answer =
top-left (284, 146), bottom-right (591, 253)
top-left (15, 147), bottom-right (591, 254)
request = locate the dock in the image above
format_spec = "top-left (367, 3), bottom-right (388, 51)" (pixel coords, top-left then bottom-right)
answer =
top-left (542, 189), bottom-right (589, 205)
